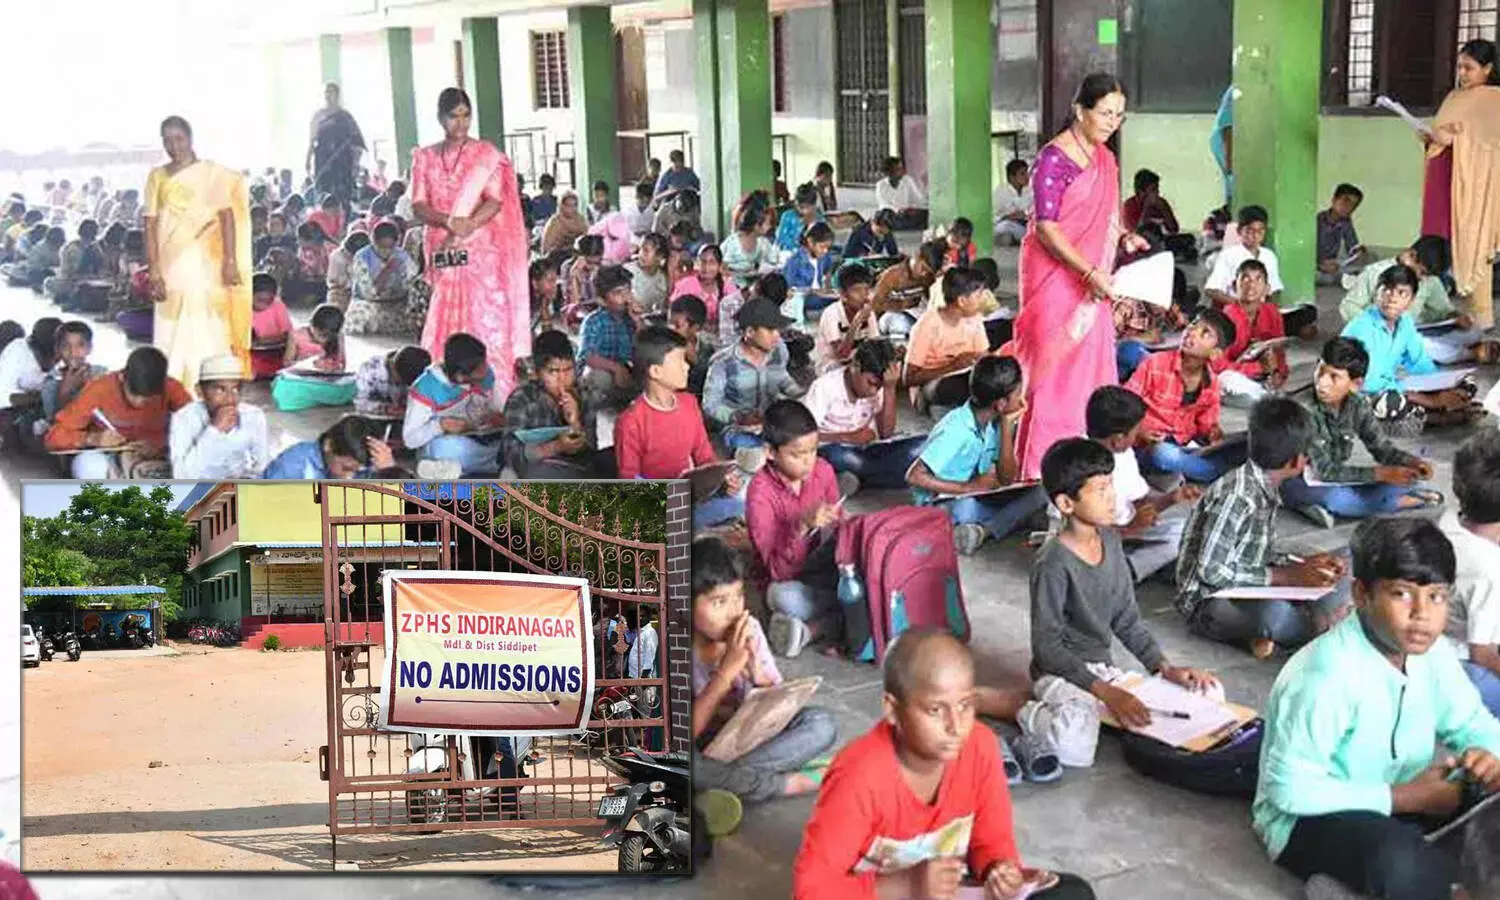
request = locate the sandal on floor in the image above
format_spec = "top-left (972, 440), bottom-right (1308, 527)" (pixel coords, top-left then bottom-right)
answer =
top-left (997, 733), bottom-right (1023, 785)
top-left (1407, 488), bottom-right (1445, 510)
top-left (1013, 731), bottom-right (1064, 784)
top-left (696, 788), bottom-right (744, 838)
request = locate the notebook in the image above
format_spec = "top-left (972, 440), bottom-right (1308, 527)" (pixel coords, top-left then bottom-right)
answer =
top-left (682, 460), bottom-right (738, 502)
top-left (1209, 586), bottom-right (1330, 602)
top-left (1400, 368), bottom-right (1475, 393)
top-left (513, 426), bottom-right (573, 445)
top-left (1240, 336), bottom-right (1291, 362)
top-left (701, 676), bottom-right (823, 762)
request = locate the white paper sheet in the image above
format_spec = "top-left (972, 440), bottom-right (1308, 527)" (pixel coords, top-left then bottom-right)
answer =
top-left (1101, 676), bottom-right (1240, 748)
top-left (1110, 251), bottom-right (1176, 308)
top-left (1416, 318), bottom-right (1458, 333)
top-left (1400, 367), bottom-right (1475, 393)
top-left (1375, 95), bottom-right (1435, 137)
top-left (1210, 586), bottom-right (1330, 602)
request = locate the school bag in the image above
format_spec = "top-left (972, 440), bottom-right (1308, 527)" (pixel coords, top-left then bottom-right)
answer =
top-left (833, 506), bottom-right (969, 663)
top-left (1117, 717), bottom-right (1264, 799)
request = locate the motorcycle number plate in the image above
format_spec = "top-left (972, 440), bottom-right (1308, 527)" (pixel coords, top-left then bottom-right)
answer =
top-left (610, 700), bottom-right (633, 716)
top-left (597, 795), bottom-right (629, 817)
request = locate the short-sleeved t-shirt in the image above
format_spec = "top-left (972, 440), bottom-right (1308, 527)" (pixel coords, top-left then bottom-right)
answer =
top-left (906, 310), bottom-right (988, 372)
top-left (1441, 510), bottom-right (1500, 662)
top-left (913, 404), bottom-right (997, 504)
top-left (1111, 447), bottom-right (1150, 526)
top-left (1205, 244), bottom-right (1285, 297)
top-left (815, 301), bottom-right (880, 372)
top-left (803, 368), bottom-right (882, 435)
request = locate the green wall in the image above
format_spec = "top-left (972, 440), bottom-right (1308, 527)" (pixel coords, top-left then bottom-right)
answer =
top-left (1120, 113), bottom-right (1426, 256)
top-left (187, 548), bottom-right (251, 624)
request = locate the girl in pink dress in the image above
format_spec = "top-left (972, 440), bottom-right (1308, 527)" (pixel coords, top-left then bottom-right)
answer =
top-left (1007, 73), bottom-right (1150, 480)
top-left (409, 88), bottom-right (531, 396)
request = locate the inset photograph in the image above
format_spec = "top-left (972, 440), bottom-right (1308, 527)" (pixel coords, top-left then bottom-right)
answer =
top-left (20, 479), bottom-right (693, 874)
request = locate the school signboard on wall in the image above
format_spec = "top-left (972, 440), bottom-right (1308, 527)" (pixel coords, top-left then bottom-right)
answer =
top-left (376, 571), bottom-right (595, 737)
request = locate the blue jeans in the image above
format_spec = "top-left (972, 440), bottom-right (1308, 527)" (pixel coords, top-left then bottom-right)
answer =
top-left (819, 436), bottom-right (925, 489)
top-left (1280, 475), bottom-right (1419, 519)
top-left (943, 485), bottom-right (1048, 542)
top-left (720, 428), bottom-right (765, 452)
top-left (1190, 552), bottom-right (1353, 649)
top-left (1137, 439), bottom-right (1248, 484)
top-left (420, 435), bottom-right (502, 476)
top-left (1117, 339), bottom-right (1152, 383)
top-left (694, 494), bottom-right (746, 530)
top-left (1462, 661), bottom-right (1500, 720)
top-left (693, 706), bottom-right (838, 803)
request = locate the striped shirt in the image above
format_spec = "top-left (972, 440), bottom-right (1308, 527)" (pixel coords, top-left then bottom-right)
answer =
top-left (1174, 461), bottom-right (1294, 619)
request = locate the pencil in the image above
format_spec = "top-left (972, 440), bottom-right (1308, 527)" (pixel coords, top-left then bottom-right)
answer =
top-left (1147, 707), bottom-right (1191, 720)
top-left (92, 408), bottom-right (120, 433)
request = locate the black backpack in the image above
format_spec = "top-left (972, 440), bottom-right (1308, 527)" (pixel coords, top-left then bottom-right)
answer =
top-left (1118, 718), bottom-right (1264, 799)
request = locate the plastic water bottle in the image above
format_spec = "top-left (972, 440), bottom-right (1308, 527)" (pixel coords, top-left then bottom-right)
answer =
top-left (837, 564), bottom-right (864, 611)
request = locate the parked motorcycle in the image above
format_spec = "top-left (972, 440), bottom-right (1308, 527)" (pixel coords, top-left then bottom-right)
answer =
top-left (593, 686), bottom-right (650, 749)
top-left (36, 629), bottom-right (55, 662)
top-left (122, 621), bottom-right (143, 649)
top-left (404, 733), bottom-right (535, 826)
top-left (139, 623), bottom-right (155, 647)
top-left (82, 628), bottom-right (103, 651)
top-left (59, 630), bottom-right (81, 661)
top-left (596, 747), bottom-right (699, 873)
top-left (103, 623), bottom-right (120, 649)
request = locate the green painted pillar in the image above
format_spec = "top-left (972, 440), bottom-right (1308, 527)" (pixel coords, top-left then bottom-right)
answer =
top-left (926, 0), bottom-right (995, 256)
top-left (567, 6), bottom-right (619, 191)
top-left (461, 17), bottom-right (505, 145)
top-left (385, 27), bottom-right (420, 177)
top-left (319, 34), bottom-right (342, 87)
top-left (715, 0), bottom-right (774, 215)
top-left (1233, 0), bottom-right (1321, 306)
top-left (693, 0), bottom-right (724, 235)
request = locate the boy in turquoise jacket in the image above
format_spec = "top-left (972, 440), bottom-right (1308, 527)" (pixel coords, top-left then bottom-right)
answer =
top-left (1254, 516), bottom-right (1500, 900)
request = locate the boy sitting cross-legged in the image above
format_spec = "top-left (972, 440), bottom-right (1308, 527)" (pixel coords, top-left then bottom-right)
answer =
top-left (908, 355), bottom-right (1047, 556)
top-left (691, 535), bottom-right (838, 835)
top-left (1124, 307), bottom-right (1247, 484)
top-left (403, 332), bottom-right (507, 479)
top-left (1283, 337), bottom-right (1441, 529)
top-left (807, 339), bottom-right (924, 493)
top-left (793, 629), bottom-right (1096, 900)
top-left (1256, 516), bottom-right (1500, 900)
top-left (1339, 235), bottom-right (1496, 366)
top-left (1213, 258), bottom-right (1290, 403)
top-left (503, 330), bottom-right (611, 479)
top-left (1077, 386), bottom-right (1202, 583)
top-left (1175, 397), bottom-right (1352, 660)
top-left (1021, 437), bottom-right (1222, 771)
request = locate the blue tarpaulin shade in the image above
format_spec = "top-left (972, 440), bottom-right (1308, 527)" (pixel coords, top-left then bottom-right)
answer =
top-left (23, 586), bottom-right (166, 596)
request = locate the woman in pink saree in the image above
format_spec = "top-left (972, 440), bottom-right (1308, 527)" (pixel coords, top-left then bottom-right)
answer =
top-left (410, 88), bottom-right (531, 396)
top-left (1009, 73), bottom-right (1149, 479)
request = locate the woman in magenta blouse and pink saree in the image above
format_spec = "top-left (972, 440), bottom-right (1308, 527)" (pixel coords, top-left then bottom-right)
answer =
top-left (1008, 73), bottom-right (1149, 480)
top-left (410, 88), bottom-right (531, 396)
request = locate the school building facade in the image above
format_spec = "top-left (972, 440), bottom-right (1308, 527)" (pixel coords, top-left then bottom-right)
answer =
top-left (257, 0), bottom-right (1499, 304)
top-left (177, 482), bottom-right (434, 648)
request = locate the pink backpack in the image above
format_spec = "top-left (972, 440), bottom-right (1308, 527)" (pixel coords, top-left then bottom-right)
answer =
top-left (834, 506), bottom-right (969, 663)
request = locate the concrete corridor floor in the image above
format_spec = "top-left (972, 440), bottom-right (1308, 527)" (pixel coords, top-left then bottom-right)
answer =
top-left (9, 263), bottom-right (1500, 899)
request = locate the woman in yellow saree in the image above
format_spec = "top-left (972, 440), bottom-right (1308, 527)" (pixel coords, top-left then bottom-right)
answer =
top-left (1422, 39), bottom-right (1500, 330)
top-left (144, 116), bottom-right (252, 391)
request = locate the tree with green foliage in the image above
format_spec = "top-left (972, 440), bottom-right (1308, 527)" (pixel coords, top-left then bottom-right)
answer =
top-left (22, 484), bottom-right (194, 621)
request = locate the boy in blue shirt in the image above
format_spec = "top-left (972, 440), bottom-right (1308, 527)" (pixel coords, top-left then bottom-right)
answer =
top-left (1255, 516), bottom-right (1500, 900)
top-left (775, 184), bottom-right (825, 252)
top-left (577, 264), bottom-right (641, 411)
top-left (906, 356), bottom-right (1047, 555)
top-left (1340, 263), bottom-right (1480, 432)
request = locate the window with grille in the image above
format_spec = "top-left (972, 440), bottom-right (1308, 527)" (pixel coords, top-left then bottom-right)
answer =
top-left (772, 15), bottom-right (788, 114)
top-left (1459, 0), bottom-right (1500, 43)
top-left (1346, 0), bottom-right (1377, 106)
top-left (531, 31), bottom-right (571, 110)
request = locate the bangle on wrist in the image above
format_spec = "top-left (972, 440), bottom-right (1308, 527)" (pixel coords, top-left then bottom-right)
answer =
top-left (1081, 267), bottom-right (1097, 283)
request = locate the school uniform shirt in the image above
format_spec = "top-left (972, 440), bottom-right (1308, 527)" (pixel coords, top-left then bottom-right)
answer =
top-left (1339, 307), bottom-right (1438, 395)
top-left (1337, 258), bottom-right (1454, 326)
top-left (843, 222), bottom-right (898, 259)
top-left (746, 457), bottom-right (839, 584)
top-left (702, 341), bottom-right (792, 428)
top-left (905, 310), bottom-right (988, 373)
top-left (1111, 447), bottom-right (1150, 527)
top-left (577, 308), bottom-right (636, 366)
top-left (804, 368), bottom-right (882, 435)
top-left (1174, 461), bottom-right (1293, 621)
top-left (625, 261), bottom-right (668, 316)
top-left (625, 621), bottom-right (659, 679)
top-left (613, 392), bottom-right (717, 480)
top-left (1204, 243), bottom-right (1285, 299)
top-left (784, 248), bottom-right (835, 292)
top-left (792, 721), bottom-right (1021, 900)
top-left (815, 303), bottom-right (882, 374)
top-left (912, 404), bottom-right (998, 505)
top-left (1253, 613), bottom-right (1500, 861)
top-left (1298, 391), bottom-right (1420, 484)
top-left (44, 370), bottom-right (192, 452)
top-left (1030, 530), bottom-right (1165, 692)
top-left (402, 362), bottom-right (503, 450)
top-left (1124, 350), bottom-right (1222, 446)
top-left (1315, 210), bottom-right (1360, 264)
top-left (263, 440), bottom-right (332, 479)
top-left (1439, 510), bottom-right (1500, 662)
top-left (0, 339), bottom-right (45, 411)
top-left (168, 401), bottom-right (271, 479)
top-left (530, 193), bottom-right (559, 222)
top-left (1216, 299), bottom-right (1287, 380)
top-left (993, 183), bottom-right (1033, 223)
top-left (874, 175), bottom-right (928, 213)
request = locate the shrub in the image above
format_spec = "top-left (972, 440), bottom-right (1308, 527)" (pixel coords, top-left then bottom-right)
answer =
top-left (262, 634), bottom-right (282, 652)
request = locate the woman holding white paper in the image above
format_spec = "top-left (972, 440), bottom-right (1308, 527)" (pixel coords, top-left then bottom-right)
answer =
top-left (1422, 39), bottom-right (1500, 330)
top-left (410, 88), bottom-right (531, 397)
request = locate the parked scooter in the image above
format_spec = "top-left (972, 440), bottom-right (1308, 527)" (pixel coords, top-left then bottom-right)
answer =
top-left (404, 733), bottom-right (535, 826)
top-left (58, 630), bottom-right (81, 661)
top-left (596, 747), bottom-right (699, 873)
top-left (592, 686), bottom-right (650, 749)
top-left (36, 629), bottom-right (55, 662)
top-left (122, 621), bottom-right (143, 649)
top-left (81, 627), bottom-right (103, 651)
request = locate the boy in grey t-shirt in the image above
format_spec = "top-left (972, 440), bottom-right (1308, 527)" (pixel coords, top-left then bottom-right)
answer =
top-left (1020, 437), bottom-right (1224, 768)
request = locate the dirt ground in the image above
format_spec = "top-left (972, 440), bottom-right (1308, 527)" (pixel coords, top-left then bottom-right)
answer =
top-left (21, 644), bottom-right (618, 873)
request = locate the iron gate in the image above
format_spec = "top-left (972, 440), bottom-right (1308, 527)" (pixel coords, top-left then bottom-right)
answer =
top-left (316, 481), bottom-right (671, 864)
top-left (835, 0), bottom-right (894, 184)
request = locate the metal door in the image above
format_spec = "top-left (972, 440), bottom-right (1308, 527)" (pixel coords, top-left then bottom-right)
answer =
top-left (835, 0), bottom-right (894, 184)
